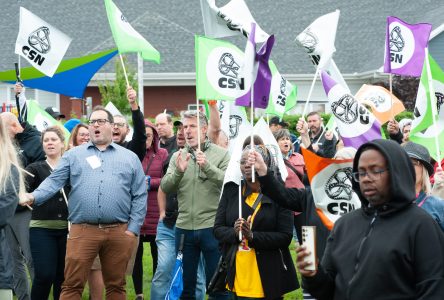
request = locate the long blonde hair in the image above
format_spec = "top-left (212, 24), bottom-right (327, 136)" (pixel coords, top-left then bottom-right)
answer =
top-left (0, 117), bottom-right (26, 199)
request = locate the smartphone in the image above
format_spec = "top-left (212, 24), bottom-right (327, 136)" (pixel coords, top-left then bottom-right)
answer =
top-left (302, 226), bottom-right (317, 271)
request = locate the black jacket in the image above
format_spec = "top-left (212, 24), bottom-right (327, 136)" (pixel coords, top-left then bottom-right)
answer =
top-left (304, 139), bottom-right (444, 300)
top-left (214, 181), bottom-right (299, 299)
top-left (120, 108), bottom-right (147, 162)
top-left (258, 173), bottom-right (331, 261)
top-left (0, 166), bottom-right (20, 289)
top-left (309, 128), bottom-right (337, 158)
top-left (16, 122), bottom-right (45, 167)
top-left (25, 161), bottom-right (69, 221)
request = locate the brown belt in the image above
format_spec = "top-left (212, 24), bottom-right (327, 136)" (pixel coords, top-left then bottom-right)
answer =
top-left (83, 222), bottom-right (126, 229)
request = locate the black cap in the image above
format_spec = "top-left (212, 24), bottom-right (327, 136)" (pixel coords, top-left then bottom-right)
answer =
top-left (402, 142), bottom-right (434, 175)
top-left (269, 116), bottom-right (288, 128)
top-left (45, 107), bottom-right (65, 119)
top-left (173, 120), bottom-right (182, 126)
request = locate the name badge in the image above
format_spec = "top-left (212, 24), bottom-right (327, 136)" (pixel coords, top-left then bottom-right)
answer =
top-left (86, 155), bottom-right (101, 169)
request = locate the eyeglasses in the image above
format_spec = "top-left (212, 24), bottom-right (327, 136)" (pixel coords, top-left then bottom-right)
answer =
top-left (88, 119), bottom-right (110, 126)
top-left (352, 169), bottom-right (389, 182)
top-left (78, 133), bottom-right (90, 137)
top-left (113, 122), bottom-right (126, 128)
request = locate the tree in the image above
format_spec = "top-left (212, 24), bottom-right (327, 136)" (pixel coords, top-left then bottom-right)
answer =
top-left (98, 55), bottom-right (138, 116)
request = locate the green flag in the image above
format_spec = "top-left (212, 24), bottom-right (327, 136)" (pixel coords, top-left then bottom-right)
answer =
top-left (410, 127), bottom-right (444, 162)
top-left (265, 61), bottom-right (298, 118)
top-left (104, 0), bottom-right (160, 63)
top-left (26, 100), bottom-right (71, 141)
top-left (195, 35), bottom-right (245, 101)
top-left (410, 55), bottom-right (444, 135)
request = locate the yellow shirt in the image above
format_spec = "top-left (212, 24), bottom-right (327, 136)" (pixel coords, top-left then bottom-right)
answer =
top-left (231, 192), bottom-right (265, 298)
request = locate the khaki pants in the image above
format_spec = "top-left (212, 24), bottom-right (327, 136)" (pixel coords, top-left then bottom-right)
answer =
top-left (60, 223), bottom-right (137, 300)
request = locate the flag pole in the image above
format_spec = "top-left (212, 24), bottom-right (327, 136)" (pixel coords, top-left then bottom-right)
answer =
top-left (197, 97), bottom-right (201, 151)
top-left (389, 73), bottom-right (394, 119)
top-left (239, 183), bottom-right (243, 241)
top-left (119, 54), bottom-right (130, 87)
top-left (250, 85), bottom-right (255, 182)
top-left (302, 66), bottom-right (320, 118)
top-left (424, 48), bottom-right (441, 164)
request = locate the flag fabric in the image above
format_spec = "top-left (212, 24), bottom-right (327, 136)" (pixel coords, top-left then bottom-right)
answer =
top-left (355, 84), bottom-right (405, 124)
top-left (384, 16), bottom-right (432, 77)
top-left (321, 71), bottom-right (381, 149)
top-left (410, 55), bottom-right (444, 136)
top-left (199, 0), bottom-right (269, 43)
top-left (295, 10), bottom-right (340, 69)
top-left (324, 116), bottom-right (339, 140)
top-left (195, 35), bottom-right (246, 102)
top-left (265, 60), bottom-right (298, 118)
top-left (0, 49), bottom-right (117, 98)
top-left (223, 118), bottom-right (287, 185)
top-left (104, 0), bottom-right (160, 63)
top-left (235, 24), bottom-right (275, 109)
top-left (26, 100), bottom-right (70, 139)
top-left (219, 100), bottom-right (250, 154)
top-left (301, 148), bottom-right (361, 230)
top-left (15, 7), bottom-right (72, 77)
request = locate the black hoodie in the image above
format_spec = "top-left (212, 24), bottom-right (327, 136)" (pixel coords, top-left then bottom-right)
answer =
top-left (303, 139), bottom-right (444, 300)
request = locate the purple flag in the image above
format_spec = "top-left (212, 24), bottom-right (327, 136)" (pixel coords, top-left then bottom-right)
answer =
top-left (384, 16), bottom-right (432, 77)
top-left (235, 23), bottom-right (274, 108)
top-left (321, 71), bottom-right (382, 149)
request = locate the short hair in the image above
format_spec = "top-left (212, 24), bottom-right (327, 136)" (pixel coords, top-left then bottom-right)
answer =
top-left (155, 113), bottom-right (173, 124)
top-left (181, 110), bottom-right (208, 127)
top-left (242, 135), bottom-right (264, 149)
top-left (273, 129), bottom-right (291, 142)
top-left (307, 111), bottom-right (321, 119)
top-left (113, 114), bottom-right (129, 127)
top-left (89, 106), bottom-right (114, 124)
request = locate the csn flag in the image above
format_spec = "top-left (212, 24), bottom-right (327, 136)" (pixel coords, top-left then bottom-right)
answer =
top-left (384, 16), bottom-right (431, 77)
top-left (355, 84), bottom-right (405, 124)
top-left (295, 10), bottom-right (340, 69)
top-left (219, 100), bottom-right (250, 154)
top-left (15, 7), bottom-right (72, 77)
top-left (104, 0), bottom-right (160, 63)
top-left (200, 0), bottom-right (269, 43)
top-left (321, 71), bottom-right (381, 149)
top-left (301, 148), bottom-right (360, 230)
top-left (26, 100), bottom-right (70, 139)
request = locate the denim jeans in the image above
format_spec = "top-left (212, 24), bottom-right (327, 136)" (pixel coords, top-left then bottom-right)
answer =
top-left (175, 227), bottom-right (228, 300)
top-left (29, 227), bottom-right (67, 300)
top-left (151, 221), bottom-right (206, 300)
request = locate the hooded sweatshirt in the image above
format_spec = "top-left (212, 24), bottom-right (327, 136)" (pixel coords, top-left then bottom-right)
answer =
top-left (303, 139), bottom-right (444, 300)
top-left (140, 121), bottom-right (168, 236)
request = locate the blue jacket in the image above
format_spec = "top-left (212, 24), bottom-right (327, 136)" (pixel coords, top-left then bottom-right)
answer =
top-left (416, 191), bottom-right (444, 232)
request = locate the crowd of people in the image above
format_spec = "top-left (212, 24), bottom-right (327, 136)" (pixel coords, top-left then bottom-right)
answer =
top-left (1, 82), bottom-right (444, 300)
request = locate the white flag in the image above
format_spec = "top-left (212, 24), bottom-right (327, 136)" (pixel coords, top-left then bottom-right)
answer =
top-left (219, 101), bottom-right (251, 154)
top-left (15, 7), bottom-right (72, 77)
top-left (200, 0), bottom-right (269, 43)
top-left (295, 10), bottom-right (340, 69)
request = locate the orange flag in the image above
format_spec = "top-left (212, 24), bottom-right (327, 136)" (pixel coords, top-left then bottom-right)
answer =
top-left (355, 84), bottom-right (405, 124)
top-left (301, 148), bottom-right (361, 230)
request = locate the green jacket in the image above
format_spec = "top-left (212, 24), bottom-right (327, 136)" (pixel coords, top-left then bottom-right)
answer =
top-left (160, 142), bottom-right (230, 230)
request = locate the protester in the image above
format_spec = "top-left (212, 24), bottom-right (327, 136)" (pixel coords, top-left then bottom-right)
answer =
top-left (402, 142), bottom-right (444, 231)
top-left (1, 111), bottom-right (44, 300)
top-left (45, 107), bottom-right (65, 121)
top-left (21, 106), bottom-right (147, 299)
top-left (25, 126), bottom-right (69, 300)
top-left (274, 129), bottom-right (305, 189)
top-left (268, 116), bottom-right (284, 133)
top-left (132, 120), bottom-right (168, 300)
top-left (387, 118), bottom-right (412, 144)
top-left (155, 113), bottom-right (176, 153)
top-left (68, 123), bottom-right (89, 149)
top-left (88, 86), bottom-right (146, 299)
top-left (161, 110), bottom-right (230, 299)
top-left (214, 146), bottom-right (299, 299)
top-left (297, 139), bottom-right (444, 299)
top-left (152, 120), bottom-right (206, 300)
top-left (0, 116), bottom-right (26, 300)
top-left (245, 146), bottom-right (357, 300)
top-left (297, 113), bottom-right (336, 158)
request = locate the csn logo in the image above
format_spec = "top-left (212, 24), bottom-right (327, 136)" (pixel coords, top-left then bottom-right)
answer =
top-left (217, 53), bottom-right (245, 90)
top-left (22, 26), bottom-right (51, 66)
